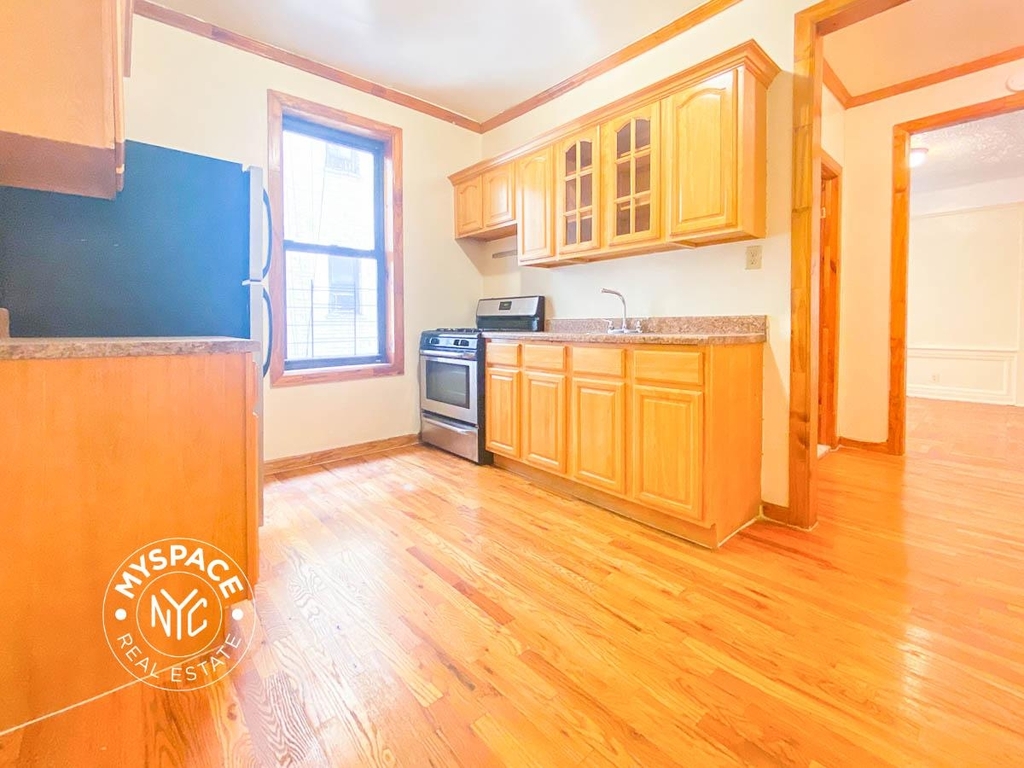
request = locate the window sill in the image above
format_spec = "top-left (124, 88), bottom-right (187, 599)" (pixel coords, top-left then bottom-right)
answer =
top-left (270, 360), bottom-right (404, 388)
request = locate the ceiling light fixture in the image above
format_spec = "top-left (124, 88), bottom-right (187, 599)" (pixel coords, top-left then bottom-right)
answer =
top-left (1008, 71), bottom-right (1024, 93)
top-left (909, 147), bottom-right (929, 168)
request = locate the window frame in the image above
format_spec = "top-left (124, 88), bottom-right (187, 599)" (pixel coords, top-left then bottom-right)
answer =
top-left (267, 90), bottom-right (404, 387)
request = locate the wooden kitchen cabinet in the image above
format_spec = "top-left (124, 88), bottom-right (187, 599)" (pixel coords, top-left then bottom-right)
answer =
top-left (632, 385), bottom-right (703, 521)
top-left (453, 162), bottom-right (517, 240)
top-left (522, 371), bottom-right (567, 473)
top-left (570, 376), bottom-right (627, 495)
top-left (448, 42), bottom-right (778, 265)
top-left (664, 68), bottom-right (767, 243)
top-left (455, 177), bottom-right (484, 236)
top-left (0, 346), bottom-right (259, 733)
top-left (556, 128), bottom-right (601, 256)
top-left (602, 103), bottom-right (662, 248)
top-left (485, 338), bottom-right (763, 548)
top-left (485, 367), bottom-right (521, 457)
top-left (482, 162), bottom-right (516, 228)
top-left (517, 146), bottom-right (557, 264)
top-left (0, 0), bottom-right (132, 199)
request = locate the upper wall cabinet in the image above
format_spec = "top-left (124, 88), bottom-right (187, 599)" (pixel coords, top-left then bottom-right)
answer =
top-left (448, 41), bottom-right (780, 267)
top-left (664, 69), bottom-right (766, 244)
top-left (602, 103), bottom-right (662, 249)
top-left (556, 128), bottom-right (601, 256)
top-left (0, 0), bottom-right (132, 199)
top-left (517, 147), bottom-right (556, 264)
top-left (454, 161), bottom-right (517, 240)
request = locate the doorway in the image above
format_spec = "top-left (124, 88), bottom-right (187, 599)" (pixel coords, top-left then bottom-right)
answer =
top-left (894, 104), bottom-right (1024, 457)
top-left (818, 152), bottom-right (842, 451)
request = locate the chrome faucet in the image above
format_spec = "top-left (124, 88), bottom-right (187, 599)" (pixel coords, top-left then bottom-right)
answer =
top-left (600, 288), bottom-right (642, 334)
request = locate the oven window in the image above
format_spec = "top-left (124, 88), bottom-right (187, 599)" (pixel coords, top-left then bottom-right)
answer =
top-left (425, 360), bottom-right (471, 409)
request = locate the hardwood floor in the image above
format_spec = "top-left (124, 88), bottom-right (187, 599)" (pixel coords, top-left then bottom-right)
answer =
top-left (2, 397), bottom-right (1024, 766)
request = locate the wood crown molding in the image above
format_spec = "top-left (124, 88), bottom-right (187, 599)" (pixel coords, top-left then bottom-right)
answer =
top-left (134, 0), bottom-right (751, 136)
top-left (822, 59), bottom-right (852, 107)
top-left (845, 45), bottom-right (1024, 109)
top-left (265, 434), bottom-right (420, 475)
top-left (133, 0), bottom-right (480, 132)
top-left (449, 40), bottom-right (781, 184)
top-left (478, 0), bottom-right (745, 133)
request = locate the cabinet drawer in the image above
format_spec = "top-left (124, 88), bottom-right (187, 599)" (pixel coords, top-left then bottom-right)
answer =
top-left (572, 346), bottom-right (626, 378)
top-left (523, 344), bottom-right (566, 372)
top-left (487, 342), bottom-right (520, 367)
top-left (632, 349), bottom-right (703, 386)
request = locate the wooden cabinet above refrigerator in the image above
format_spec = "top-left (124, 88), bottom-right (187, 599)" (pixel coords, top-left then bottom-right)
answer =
top-left (0, 0), bottom-right (133, 199)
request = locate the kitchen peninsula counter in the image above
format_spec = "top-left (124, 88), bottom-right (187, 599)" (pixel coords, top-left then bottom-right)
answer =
top-left (0, 336), bottom-right (259, 360)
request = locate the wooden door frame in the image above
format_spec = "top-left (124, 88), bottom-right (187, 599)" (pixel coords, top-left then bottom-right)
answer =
top-left (784, 0), bottom-right (912, 529)
top-left (887, 92), bottom-right (1024, 454)
top-left (818, 151), bottom-right (842, 448)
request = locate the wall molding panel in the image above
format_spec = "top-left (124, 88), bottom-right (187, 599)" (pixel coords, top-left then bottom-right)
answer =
top-left (906, 347), bottom-right (1017, 405)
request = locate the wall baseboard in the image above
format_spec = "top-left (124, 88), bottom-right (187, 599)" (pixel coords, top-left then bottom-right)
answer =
top-left (906, 347), bottom-right (1017, 405)
top-left (265, 434), bottom-right (420, 475)
top-left (837, 437), bottom-right (892, 454)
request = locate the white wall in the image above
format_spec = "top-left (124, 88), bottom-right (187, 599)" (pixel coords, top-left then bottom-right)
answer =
top-left (126, 18), bottom-right (484, 461)
top-left (837, 60), bottom-right (1024, 441)
top-left (911, 175), bottom-right (1024, 216)
top-left (907, 202), bottom-right (1024, 405)
top-left (822, 87), bottom-right (845, 165)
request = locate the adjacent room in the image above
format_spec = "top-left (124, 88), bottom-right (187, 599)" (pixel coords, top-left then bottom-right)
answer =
top-left (2, 0), bottom-right (1024, 765)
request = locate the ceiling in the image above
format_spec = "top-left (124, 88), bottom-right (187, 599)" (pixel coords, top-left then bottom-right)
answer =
top-left (911, 108), bottom-right (1024, 192)
top-left (823, 0), bottom-right (1024, 99)
top-left (152, 0), bottom-right (709, 122)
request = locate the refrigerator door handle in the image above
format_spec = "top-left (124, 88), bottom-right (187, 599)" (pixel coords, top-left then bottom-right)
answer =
top-left (262, 189), bottom-right (272, 278)
top-left (262, 287), bottom-right (273, 378)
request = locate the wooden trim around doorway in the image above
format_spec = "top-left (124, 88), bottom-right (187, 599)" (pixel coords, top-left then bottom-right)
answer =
top-left (785, 0), bottom-right (911, 530)
top-left (887, 91), bottom-right (1024, 455)
top-left (818, 150), bottom-right (842, 449)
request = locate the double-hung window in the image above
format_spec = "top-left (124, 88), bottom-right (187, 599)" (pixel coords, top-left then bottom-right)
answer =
top-left (268, 91), bottom-right (403, 386)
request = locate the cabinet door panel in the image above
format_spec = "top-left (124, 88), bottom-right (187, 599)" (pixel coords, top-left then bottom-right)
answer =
top-left (482, 163), bottom-right (515, 228)
top-left (602, 103), bottom-right (661, 248)
top-left (455, 177), bottom-right (484, 237)
top-left (570, 377), bottom-right (626, 495)
top-left (665, 71), bottom-right (738, 238)
top-left (556, 128), bottom-right (601, 255)
top-left (517, 147), bottom-right (556, 263)
top-left (631, 385), bottom-right (703, 521)
top-left (485, 368), bottom-right (520, 457)
top-left (522, 371), bottom-right (567, 473)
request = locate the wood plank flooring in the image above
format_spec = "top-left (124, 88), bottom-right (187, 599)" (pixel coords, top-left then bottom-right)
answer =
top-left (2, 398), bottom-right (1024, 766)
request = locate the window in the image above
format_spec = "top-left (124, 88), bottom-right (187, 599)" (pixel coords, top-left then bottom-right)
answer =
top-left (267, 91), bottom-right (404, 386)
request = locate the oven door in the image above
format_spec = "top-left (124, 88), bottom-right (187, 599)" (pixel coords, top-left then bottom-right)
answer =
top-left (420, 351), bottom-right (478, 425)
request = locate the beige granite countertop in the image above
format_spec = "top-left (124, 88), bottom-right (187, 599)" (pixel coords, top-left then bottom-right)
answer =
top-left (0, 336), bottom-right (260, 360)
top-left (483, 315), bottom-right (767, 346)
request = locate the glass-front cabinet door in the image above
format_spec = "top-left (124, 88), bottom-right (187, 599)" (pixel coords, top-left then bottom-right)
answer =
top-left (601, 103), bottom-right (661, 248)
top-left (556, 128), bottom-right (600, 256)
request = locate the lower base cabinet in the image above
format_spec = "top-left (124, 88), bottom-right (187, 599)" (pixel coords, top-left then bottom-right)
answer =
top-left (570, 377), bottom-right (626, 495)
top-left (485, 367), bottom-right (521, 457)
top-left (632, 385), bottom-right (703, 521)
top-left (522, 371), bottom-right (567, 473)
top-left (486, 340), bottom-right (763, 548)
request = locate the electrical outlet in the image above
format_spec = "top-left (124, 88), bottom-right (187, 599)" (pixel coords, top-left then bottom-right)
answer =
top-left (930, 373), bottom-right (940, 383)
top-left (745, 245), bottom-right (763, 270)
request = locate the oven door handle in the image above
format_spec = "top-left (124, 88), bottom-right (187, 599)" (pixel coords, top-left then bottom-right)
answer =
top-left (420, 350), bottom-right (477, 361)
top-left (422, 415), bottom-right (475, 435)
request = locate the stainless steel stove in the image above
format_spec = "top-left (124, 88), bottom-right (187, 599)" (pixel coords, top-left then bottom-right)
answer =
top-left (419, 296), bottom-right (545, 463)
